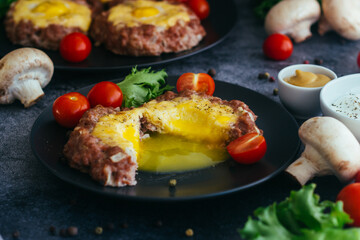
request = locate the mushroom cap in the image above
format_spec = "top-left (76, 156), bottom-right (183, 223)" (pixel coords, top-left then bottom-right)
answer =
top-left (299, 116), bottom-right (360, 181)
top-left (265, 0), bottom-right (321, 43)
top-left (0, 47), bottom-right (54, 106)
top-left (321, 0), bottom-right (360, 40)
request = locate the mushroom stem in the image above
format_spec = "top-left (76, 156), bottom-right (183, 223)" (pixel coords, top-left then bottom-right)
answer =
top-left (285, 117), bottom-right (360, 185)
top-left (10, 79), bottom-right (44, 108)
top-left (286, 145), bottom-right (333, 185)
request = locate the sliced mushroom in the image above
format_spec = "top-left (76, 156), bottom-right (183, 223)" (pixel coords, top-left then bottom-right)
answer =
top-left (286, 117), bottom-right (360, 185)
top-left (318, 0), bottom-right (360, 40)
top-left (265, 0), bottom-right (321, 43)
top-left (0, 48), bottom-right (54, 107)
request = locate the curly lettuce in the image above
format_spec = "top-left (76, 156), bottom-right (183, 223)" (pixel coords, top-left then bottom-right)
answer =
top-left (239, 184), bottom-right (360, 240)
top-left (117, 67), bottom-right (173, 108)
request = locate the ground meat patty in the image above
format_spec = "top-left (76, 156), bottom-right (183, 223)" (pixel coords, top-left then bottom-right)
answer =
top-left (64, 90), bottom-right (261, 187)
top-left (63, 106), bottom-right (138, 187)
top-left (90, 1), bottom-right (206, 56)
top-left (4, 0), bottom-right (97, 50)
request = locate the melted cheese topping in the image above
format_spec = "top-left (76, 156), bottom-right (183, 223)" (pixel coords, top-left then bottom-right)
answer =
top-left (13, 0), bottom-right (91, 31)
top-left (92, 95), bottom-right (240, 173)
top-left (108, 0), bottom-right (190, 29)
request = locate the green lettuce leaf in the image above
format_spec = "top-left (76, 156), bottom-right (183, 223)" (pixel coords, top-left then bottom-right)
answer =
top-left (117, 67), bottom-right (173, 108)
top-left (239, 184), bottom-right (359, 240)
top-left (0, 0), bottom-right (16, 18)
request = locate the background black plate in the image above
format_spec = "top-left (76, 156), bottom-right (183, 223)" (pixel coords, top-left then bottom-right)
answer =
top-left (0, 0), bottom-right (236, 71)
top-left (30, 77), bottom-right (300, 201)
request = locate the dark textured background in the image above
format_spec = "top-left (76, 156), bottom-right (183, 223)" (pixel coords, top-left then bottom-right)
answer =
top-left (1, 0), bottom-right (360, 239)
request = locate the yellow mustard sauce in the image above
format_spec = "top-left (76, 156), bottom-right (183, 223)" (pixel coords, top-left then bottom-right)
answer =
top-left (284, 70), bottom-right (331, 88)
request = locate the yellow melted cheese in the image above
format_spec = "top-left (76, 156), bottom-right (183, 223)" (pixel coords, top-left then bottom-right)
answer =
top-left (92, 95), bottom-right (240, 173)
top-left (13, 0), bottom-right (92, 31)
top-left (108, 0), bottom-right (190, 29)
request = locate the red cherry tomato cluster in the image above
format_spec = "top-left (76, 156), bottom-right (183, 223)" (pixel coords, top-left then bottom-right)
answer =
top-left (176, 72), bottom-right (215, 95)
top-left (60, 32), bottom-right (92, 63)
top-left (263, 33), bottom-right (293, 61)
top-left (52, 82), bottom-right (123, 128)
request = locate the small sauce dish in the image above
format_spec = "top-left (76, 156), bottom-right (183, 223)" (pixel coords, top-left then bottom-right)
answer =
top-left (320, 73), bottom-right (360, 141)
top-left (278, 64), bottom-right (337, 119)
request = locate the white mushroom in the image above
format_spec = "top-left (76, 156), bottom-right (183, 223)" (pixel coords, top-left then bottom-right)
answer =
top-left (0, 48), bottom-right (54, 108)
top-left (318, 0), bottom-right (360, 40)
top-left (265, 0), bottom-right (321, 43)
top-left (286, 117), bottom-right (360, 185)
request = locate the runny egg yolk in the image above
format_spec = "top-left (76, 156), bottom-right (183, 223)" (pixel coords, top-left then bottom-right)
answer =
top-left (32, 1), bottom-right (69, 17)
top-left (132, 7), bottom-right (160, 18)
top-left (108, 0), bottom-right (190, 29)
top-left (13, 0), bottom-right (91, 31)
top-left (138, 133), bottom-right (229, 172)
top-left (91, 95), bottom-right (242, 173)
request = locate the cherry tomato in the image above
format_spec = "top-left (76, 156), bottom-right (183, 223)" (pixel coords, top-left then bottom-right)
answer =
top-left (263, 33), bottom-right (293, 61)
top-left (87, 81), bottom-right (123, 108)
top-left (52, 92), bottom-right (90, 128)
top-left (226, 133), bottom-right (267, 164)
top-left (357, 52), bottom-right (360, 68)
top-left (176, 72), bottom-right (215, 95)
top-left (187, 0), bottom-right (210, 20)
top-left (60, 32), bottom-right (92, 63)
top-left (337, 183), bottom-right (360, 227)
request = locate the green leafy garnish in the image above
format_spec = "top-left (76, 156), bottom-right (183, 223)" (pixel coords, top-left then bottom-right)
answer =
top-left (117, 67), bottom-right (173, 108)
top-left (239, 184), bottom-right (360, 240)
top-left (0, 0), bottom-right (16, 18)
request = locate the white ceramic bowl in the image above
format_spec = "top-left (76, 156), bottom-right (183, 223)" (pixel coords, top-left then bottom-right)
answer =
top-left (320, 73), bottom-right (360, 142)
top-left (278, 64), bottom-right (337, 119)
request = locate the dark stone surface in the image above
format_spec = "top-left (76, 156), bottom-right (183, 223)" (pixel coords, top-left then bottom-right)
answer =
top-left (1, 0), bottom-right (360, 239)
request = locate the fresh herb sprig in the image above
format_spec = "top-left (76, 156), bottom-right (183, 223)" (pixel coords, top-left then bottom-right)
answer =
top-left (117, 67), bottom-right (173, 108)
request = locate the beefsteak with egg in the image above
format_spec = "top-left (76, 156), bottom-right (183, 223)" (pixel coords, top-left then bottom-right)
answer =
top-left (63, 90), bottom-right (262, 187)
top-left (90, 0), bottom-right (206, 56)
top-left (4, 0), bottom-right (98, 50)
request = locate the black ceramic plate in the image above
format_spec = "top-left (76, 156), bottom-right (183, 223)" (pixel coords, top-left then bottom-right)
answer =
top-left (30, 77), bottom-right (300, 201)
top-left (0, 0), bottom-right (236, 71)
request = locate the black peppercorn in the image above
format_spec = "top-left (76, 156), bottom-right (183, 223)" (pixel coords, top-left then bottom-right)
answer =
top-left (207, 68), bottom-right (216, 77)
top-left (273, 88), bottom-right (279, 96)
top-left (258, 72), bottom-right (270, 80)
top-left (314, 58), bottom-right (323, 65)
